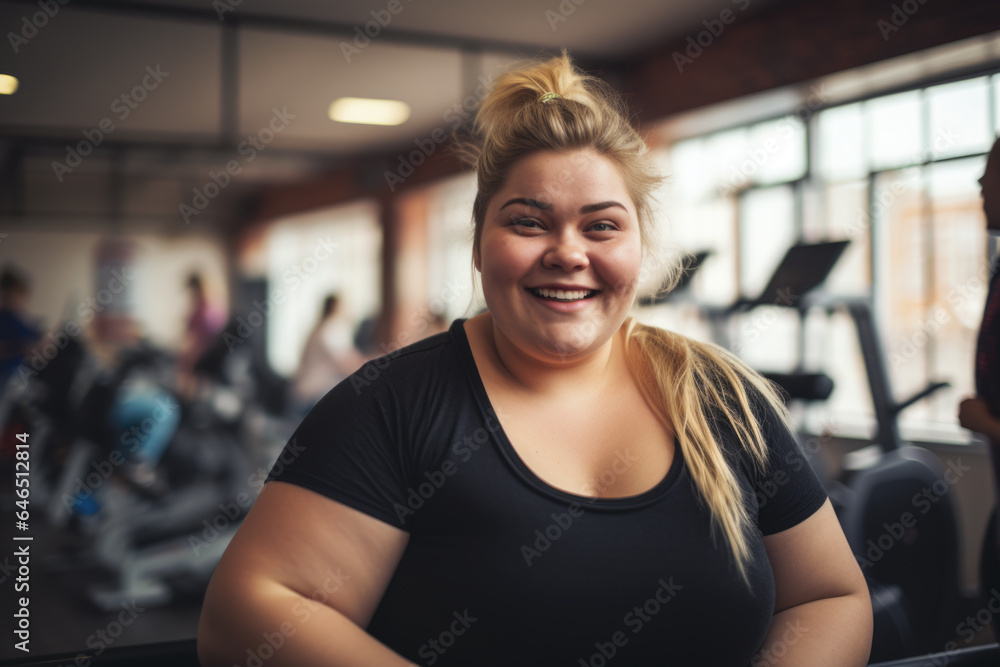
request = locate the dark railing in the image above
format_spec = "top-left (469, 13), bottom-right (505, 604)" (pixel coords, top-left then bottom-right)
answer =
top-left (0, 639), bottom-right (996, 666)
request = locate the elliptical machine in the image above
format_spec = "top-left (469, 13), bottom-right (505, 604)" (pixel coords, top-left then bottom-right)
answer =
top-left (30, 336), bottom-right (255, 611)
top-left (694, 240), bottom-right (961, 662)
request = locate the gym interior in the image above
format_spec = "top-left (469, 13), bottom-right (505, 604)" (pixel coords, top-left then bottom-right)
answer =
top-left (1, 0), bottom-right (1000, 665)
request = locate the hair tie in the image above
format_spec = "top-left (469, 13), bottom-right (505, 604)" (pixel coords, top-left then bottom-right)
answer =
top-left (538, 92), bottom-right (562, 104)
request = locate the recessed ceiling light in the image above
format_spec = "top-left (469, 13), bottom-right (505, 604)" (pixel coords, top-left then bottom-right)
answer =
top-left (0, 75), bottom-right (19, 95)
top-left (329, 97), bottom-right (410, 126)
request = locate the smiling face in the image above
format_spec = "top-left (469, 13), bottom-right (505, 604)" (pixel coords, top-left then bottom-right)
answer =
top-left (475, 149), bottom-right (643, 363)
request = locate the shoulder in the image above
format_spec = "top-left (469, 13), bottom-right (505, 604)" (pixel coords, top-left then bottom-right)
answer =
top-left (341, 320), bottom-right (467, 396)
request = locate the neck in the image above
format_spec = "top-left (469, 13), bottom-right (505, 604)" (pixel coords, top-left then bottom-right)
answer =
top-left (484, 314), bottom-right (626, 398)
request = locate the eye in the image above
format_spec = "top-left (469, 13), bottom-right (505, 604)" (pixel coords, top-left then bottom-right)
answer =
top-left (587, 221), bottom-right (618, 233)
top-left (511, 217), bottom-right (544, 230)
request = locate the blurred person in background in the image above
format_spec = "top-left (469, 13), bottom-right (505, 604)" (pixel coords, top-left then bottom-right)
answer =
top-left (69, 315), bottom-right (180, 503)
top-left (292, 293), bottom-right (363, 415)
top-left (177, 272), bottom-right (226, 398)
top-left (958, 135), bottom-right (1000, 635)
top-left (0, 265), bottom-right (40, 392)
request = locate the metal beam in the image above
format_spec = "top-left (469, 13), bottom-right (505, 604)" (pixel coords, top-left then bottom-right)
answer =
top-left (4, 0), bottom-right (569, 59)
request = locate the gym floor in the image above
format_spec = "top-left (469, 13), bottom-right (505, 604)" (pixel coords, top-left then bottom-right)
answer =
top-left (0, 509), bottom-right (202, 662)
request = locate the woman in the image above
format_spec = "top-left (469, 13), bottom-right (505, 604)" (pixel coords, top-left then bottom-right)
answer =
top-left (198, 53), bottom-right (872, 666)
top-left (292, 293), bottom-right (364, 416)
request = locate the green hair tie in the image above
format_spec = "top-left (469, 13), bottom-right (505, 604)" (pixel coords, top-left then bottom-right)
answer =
top-left (538, 92), bottom-right (562, 104)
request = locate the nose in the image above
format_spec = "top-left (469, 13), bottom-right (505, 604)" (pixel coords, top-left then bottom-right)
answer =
top-left (542, 230), bottom-right (589, 272)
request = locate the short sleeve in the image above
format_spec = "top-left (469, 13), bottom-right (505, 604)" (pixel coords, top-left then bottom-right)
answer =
top-left (747, 394), bottom-right (829, 536)
top-left (265, 370), bottom-right (412, 531)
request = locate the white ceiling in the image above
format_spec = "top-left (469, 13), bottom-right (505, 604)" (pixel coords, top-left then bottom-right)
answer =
top-left (0, 0), bottom-right (785, 226)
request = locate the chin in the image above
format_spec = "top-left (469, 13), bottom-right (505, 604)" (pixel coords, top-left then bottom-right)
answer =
top-left (535, 326), bottom-right (615, 360)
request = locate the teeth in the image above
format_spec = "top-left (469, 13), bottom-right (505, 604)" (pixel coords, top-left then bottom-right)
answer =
top-left (533, 288), bottom-right (594, 301)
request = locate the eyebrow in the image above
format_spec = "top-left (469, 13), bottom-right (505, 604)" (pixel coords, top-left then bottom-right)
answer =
top-left (580, 201), bottom-right (628, 214)
top-left (498, 197), bottom-right (628, 214)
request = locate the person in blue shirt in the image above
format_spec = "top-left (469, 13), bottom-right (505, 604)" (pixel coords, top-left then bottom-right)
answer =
top-left (0, 266), bottom-right (40, 390)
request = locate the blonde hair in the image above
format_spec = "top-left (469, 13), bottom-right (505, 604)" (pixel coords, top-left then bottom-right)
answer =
top-left (470, 51), bottom-right (792, 584)
top-left (470, 51), bottom-right (661, 260)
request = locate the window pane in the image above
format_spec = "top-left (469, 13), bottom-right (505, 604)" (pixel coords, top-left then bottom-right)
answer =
top-left (733, 306), bottom-right (799, 370)
top-left (813, 310), bottom-right (876, 438)
top-left (927, 77), bottom-right (992, 159)
top-left (740, 185), bottom-right (796, 299)
top-left (666, 196), bottom-right (738, 306)
top-left (816, 103), bottom-right (866, 182)
top-left (872, 167), bottom-right (926, 413)
top-left (660, 71), bottom-right (998, 442)
top-left (922, 157), bottom-right (992, 433)
top-left (867, 91), bottom-right (923, 171)
top-left (669, 136), bottom-right (716, 201)
top-left (747, 115), bottom-right (807, 185)
top-left (822, 179), bottom-right (871, 294)
top-left (706, 127), bottom-right (750, 194)
top-left (267, 202), bottom-right (381, 376)
top-left (427, 173), bottom-right (482, 322)
top-left (994, 73), bottom-right (1000, 134)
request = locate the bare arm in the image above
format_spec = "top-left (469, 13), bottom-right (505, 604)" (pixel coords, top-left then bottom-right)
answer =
top-left (197, 481), bottom-right (416, 667)
top-left (752, 499), bottom-right (873, 667)
top-left (959, 396), bottom-right (1000, 442)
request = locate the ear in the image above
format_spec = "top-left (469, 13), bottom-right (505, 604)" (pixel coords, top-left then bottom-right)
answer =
top-left (473, 243), bottom-right (482, 273)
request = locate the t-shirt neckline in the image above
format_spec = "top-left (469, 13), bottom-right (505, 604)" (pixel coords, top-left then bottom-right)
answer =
top-left (449, 317), bottom-right (683, 510)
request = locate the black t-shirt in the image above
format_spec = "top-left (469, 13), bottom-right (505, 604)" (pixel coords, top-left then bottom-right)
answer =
top-left (266, 319), bottom-right (828, 666)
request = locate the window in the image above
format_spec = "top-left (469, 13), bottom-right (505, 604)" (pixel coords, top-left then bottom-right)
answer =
top-left (265, 201), bottom-right (382, 376)
top-left (426, 173), bottom-right (485, 322)
top-left (647, 73), bottom-right (1000, 443)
